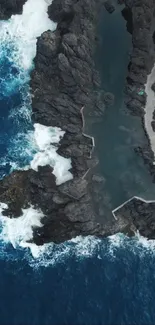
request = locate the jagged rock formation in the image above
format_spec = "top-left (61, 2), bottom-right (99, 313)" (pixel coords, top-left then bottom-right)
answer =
top-left (119, 0), bottom-right (155, 174)
top-left (113, 197), bottom-right (155, 239)
top-left (0, 0), bottom-right (27, 19)
top-left (123, 0), bottom-right (155, 116)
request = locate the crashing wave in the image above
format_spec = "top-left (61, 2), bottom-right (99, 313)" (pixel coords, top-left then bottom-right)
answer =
top-left (0, 0), bottom-right (63, 176)
top-left (0, 0), bottom-right (74, 262)
top-left (31, 123), bottom-right (73, 185)
top-left (0, 0), bottom-right (73, 177)
top-left (0, 204), bottom-right (44, 251)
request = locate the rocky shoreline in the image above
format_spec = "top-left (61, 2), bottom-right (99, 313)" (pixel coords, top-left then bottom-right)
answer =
top-left (0, 0), bottom-right (110, 245)
top-left (123, 0), bottom-right (155, 171)
top-left (1, 0), bottom-right (155, 244)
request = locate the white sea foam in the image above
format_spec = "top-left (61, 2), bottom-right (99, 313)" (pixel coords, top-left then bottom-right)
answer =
top-left (30, 123), bottom-right (73, 185)
top-left (0, 0), bottom-right (75, 263)
top-left (0, 0), bottom-right (58, 175)
top-left (0, 0), bottom-right (73, 185)
top-left (28, 236), bottom-right (102, 268)
top-left (0, 0), bottom-right (56, 71)
top-left (0, 205), bottom-right (44, 254)
top-left (34, 123), bottom-right (65, 150)
top-left (24, 233), bottom-right (155, 268)
top-left (145, 64), bottom-right (155, 162)
top-left (0, 199), bottom-right (101, 262)
top-left (1, 200), bottom-right (155, 266)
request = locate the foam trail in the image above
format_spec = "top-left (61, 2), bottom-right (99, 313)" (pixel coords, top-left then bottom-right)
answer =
top-left (31, 123), bottom-right (73, 185)
top-left (145, 64), bottom-right (155, 162)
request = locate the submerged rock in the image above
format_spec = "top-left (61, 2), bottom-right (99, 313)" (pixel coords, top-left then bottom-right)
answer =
top-left (102, 92), bottom-right (115, 106)
top-left (104, 1), bottom-right (115, 13)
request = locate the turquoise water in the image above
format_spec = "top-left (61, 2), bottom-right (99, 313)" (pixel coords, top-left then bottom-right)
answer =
top-left (93, 8), bottom-right (155, 208)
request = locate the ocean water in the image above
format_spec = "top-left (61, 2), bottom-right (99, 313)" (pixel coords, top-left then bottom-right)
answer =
top-left (0, 2), bottom-right (155, 325)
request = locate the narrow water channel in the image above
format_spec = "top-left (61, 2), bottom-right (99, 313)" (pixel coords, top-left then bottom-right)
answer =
top-left (91, 6), bottom-right (155, 209)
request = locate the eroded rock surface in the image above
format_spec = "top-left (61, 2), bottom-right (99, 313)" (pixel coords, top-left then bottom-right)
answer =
top-left (113, 197), bottom-right (155, 239)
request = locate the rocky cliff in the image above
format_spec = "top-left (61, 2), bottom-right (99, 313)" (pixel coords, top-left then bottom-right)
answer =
top-left (0, 0), bottom-right (155, 244)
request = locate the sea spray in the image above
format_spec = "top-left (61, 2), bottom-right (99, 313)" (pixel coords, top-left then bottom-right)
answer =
top-left (0, 206), bottom-right (44, 250)
top-left (0, 0), bottom-right (57, 174)
top-left (0, 0), bottom-right (56, 71)
top-left (0, 0), bottom-right (73, 183)
top-left (31, 124), bottom-right (73, 185)
top-left (0, 0), bottom-right (73, 259)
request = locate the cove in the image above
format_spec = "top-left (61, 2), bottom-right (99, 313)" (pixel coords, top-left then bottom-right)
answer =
top-left (92, 5), bottom-right (155, 209)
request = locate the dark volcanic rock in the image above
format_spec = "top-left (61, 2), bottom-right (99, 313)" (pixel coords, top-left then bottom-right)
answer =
top-left (113, 197), bottom-right (155, 239)
top-left (151, 82), bottom-right (155, 92)
top-left (124, 0), bottom-right (155, 116)
top-left (121, 0), bottom-right (155, 176)
top-left (31, 0), bottom-right (105, 180)
top-left (0, 0), bottom-right (27, 19)
top-left (151, 120), bottom-right (155, 132)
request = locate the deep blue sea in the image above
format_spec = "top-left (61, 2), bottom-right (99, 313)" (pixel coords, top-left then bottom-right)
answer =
top-left (0, 3), bottom-right (155, 325)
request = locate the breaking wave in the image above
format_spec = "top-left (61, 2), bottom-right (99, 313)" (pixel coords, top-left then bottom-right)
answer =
top-left (0, 0), bottom-right (73, 263)
top-left (0, 199), bottom-right (154, 268)
top-left (1, 204), bottom-right (155, 268)
top-left (0, 0), bottom-right (64, 178)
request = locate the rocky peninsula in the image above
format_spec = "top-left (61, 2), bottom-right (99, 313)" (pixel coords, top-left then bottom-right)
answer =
top-left (1, 0), bottom-right (155, 245)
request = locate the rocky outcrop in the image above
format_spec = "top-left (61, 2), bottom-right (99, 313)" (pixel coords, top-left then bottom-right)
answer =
top-left (0, 0), bottom-right (27, 19)
top-left (0, 167), bottom-right (101, 244)
top-left (118, 0), bottom-right (155, 176)
top-left (123, 0), bottom-right (155, 116)
top-left (104, 0), bottom-right (115, 13)
top-left (113, 197), bottom-right (155, 239)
